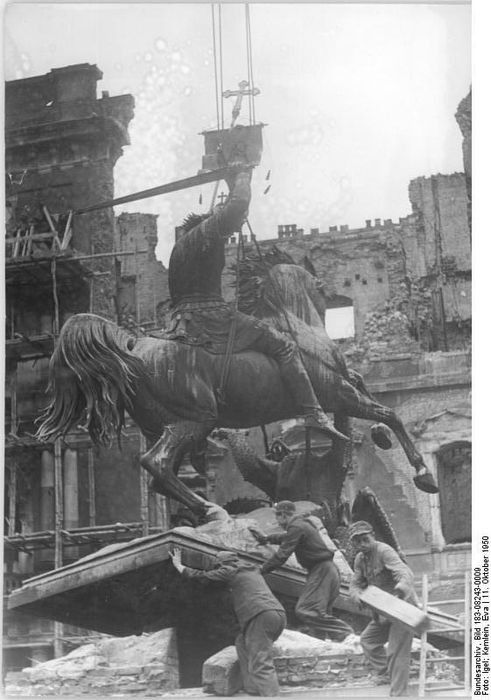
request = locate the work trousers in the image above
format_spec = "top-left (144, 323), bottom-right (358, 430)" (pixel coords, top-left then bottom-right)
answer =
top-left (360, 617), bottom-right (413, 696)
top-left (235, 609), bottom-right (286, 697)
top-left (295, 560), bottom-right (354, 641)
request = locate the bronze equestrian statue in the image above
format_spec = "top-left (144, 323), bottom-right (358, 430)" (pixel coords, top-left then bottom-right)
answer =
top-left (36, 166), bottom-right (438, 517)
top-left (164, 166), bottom-right (343, 442)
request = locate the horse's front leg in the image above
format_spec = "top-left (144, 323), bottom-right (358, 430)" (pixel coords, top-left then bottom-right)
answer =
top-left (139, 420), bottom-right (229, 522)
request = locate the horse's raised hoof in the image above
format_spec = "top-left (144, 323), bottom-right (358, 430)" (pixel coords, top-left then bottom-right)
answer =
top-left (413, 472), bottom-right (439, 494)
top-left (204, 502), bottom-right (231, 523)
top-left (370, 423), bottom-right (392, 450)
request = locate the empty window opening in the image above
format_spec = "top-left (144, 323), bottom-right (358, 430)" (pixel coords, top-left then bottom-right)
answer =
top-left (324, 295), bottom-right (355, 339)
top-left (436, 441), bottom-right (471, 544)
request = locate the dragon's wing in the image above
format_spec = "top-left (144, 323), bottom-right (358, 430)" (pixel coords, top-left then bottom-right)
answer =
top-left (351, 486), bottom-right (405, 559)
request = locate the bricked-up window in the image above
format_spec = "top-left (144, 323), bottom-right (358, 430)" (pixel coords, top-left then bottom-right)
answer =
top-left (436, 441), bottom-right (471, 544)
top-left (324, 296), bottom-right (355, 339)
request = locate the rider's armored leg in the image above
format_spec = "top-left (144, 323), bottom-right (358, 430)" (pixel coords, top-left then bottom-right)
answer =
top-left (248, 319), bottom-right (348, 441)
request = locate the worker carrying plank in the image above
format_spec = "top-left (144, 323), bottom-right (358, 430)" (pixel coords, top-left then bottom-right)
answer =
top-left (349, 520), bottom-right (420, 696)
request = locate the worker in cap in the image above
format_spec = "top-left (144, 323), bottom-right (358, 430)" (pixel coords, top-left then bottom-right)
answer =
top-left (349, 520), bottom-right (418, 696)
top-left (249, 501), bottom-right (354, 642)
top-left (169, 546), bottom-right (285, 696)
top-left (349, 520), bottom-right (374, 539)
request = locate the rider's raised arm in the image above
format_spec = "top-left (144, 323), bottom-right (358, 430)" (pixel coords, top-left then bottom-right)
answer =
top-left (208, 168), bottom-right (252, 240)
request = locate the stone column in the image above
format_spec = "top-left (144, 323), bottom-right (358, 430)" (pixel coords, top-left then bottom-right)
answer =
top-left (63, 448), bottom-right (79, 560)
top-left (39, 450), bottom-right (55, 567)
top-left (63, 449), bottom-right (79, 529)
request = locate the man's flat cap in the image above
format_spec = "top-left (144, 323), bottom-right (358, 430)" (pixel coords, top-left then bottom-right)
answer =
top-left (275, 500), bottom-right (296, 515)
top-left (349, 520), bottom-right (374, 539)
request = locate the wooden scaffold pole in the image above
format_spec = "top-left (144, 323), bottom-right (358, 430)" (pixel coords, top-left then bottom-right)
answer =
top-left (54, 438), bottom-right (64, 657)
top-left (140, 433), bottom-right (149, 537)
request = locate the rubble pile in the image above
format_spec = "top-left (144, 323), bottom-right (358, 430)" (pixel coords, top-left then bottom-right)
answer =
top-left (203, 629), bottom-right (369, 695)
top-left (4, 629), bottom-right (179, 696)
top-left (202, 630), bottom-right (462, 696)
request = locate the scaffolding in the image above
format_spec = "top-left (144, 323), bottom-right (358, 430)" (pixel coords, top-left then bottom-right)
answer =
top-left (4, 206), bottom-right (169, 659)
top-left (418, 571), bottom-right (471, 695)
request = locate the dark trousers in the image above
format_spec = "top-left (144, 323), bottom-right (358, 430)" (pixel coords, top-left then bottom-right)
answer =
top-left (235, 609), bottom-right (286, 697)
top-left (295, 560), bottom-right (354, 641)
top-left (360, 618), bottom-right (413, 696)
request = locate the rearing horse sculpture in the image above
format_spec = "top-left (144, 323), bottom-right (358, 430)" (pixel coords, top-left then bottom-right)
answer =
top-left (36, 262), bottom-right (437, 517)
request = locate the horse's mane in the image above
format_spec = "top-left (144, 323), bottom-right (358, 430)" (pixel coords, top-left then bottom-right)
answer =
top-left (36, 314), bottom-right (147, 447)
top-left (233, 246), bottom-right (326, 324)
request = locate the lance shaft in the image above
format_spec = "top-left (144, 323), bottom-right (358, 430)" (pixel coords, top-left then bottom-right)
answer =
top-left (74, 167), bottom-right (234, 215)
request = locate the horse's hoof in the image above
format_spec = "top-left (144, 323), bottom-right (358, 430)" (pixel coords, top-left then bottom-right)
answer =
top-left (205, 502), bottom-right (231, 523)
top-left (370, 423), bottom-right (392, 450)
top-left (413, 472), bottom-right (439, 494)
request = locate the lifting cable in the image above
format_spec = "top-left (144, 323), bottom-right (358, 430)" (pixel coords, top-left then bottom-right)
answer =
top-left (218, 4), bottom-right (225, 130)
top-left (245, 4), bottom-right (257, 125)
top-left (210, 5), bottom-right (221, 133)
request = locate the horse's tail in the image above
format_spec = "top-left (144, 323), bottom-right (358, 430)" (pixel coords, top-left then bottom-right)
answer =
top-left (36, 314), bottom-right (145, 447)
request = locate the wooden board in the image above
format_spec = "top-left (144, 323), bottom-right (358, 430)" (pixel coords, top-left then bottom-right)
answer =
top-left (359, 585), bottom-right (430, 634)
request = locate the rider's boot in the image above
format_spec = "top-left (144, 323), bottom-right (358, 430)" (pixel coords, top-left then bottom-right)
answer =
top-left (278, 358), bottom-right (349, 442)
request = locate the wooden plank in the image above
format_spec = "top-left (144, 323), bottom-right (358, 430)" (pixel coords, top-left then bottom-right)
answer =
top-left (359, 585), bottom-right (430, 634)
top-left (12, 228), bottom-right (22, 257)
top-left (6, 233), bottom-right (58, 244)
top-left (61, 211), bottom-right (73, 250)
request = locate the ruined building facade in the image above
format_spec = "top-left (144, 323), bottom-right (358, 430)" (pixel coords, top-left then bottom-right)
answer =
top-left (220, 90), bottom-right (472, 575)
top-left (4, 64), bottom-right (168, 672)
top-left (3, 61), bottom-right (471, 672)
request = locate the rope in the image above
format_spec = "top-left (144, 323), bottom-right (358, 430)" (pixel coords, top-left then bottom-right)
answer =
top-left (211, 5), bottom-right (221, 132)
top-left (218, 4), bottom-right (225, 130)
top-left (245, 5), bottom-right (252, 125)
top-left (217, 228), bottom-right (244, 405)
top-left (245, 218), bottom-right (263, 262)
top-left (245, 4), bottom-right (257, 124)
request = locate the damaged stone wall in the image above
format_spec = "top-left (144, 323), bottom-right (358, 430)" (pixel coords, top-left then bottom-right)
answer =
top-left (116, 212), bottom-right (169, 330)
top-left (4, 64), bottom-right (139, 671)
top-left (6, 63), bottom-right (135, 320)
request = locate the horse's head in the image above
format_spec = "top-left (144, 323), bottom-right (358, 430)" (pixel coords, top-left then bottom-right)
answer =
top-left (268, 264), bottom-right (326, 327)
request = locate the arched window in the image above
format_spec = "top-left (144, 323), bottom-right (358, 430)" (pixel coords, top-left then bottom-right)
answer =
top-left (436, 441), bottom-right (471, 544)
top-left (324, 295), bottom-right (355, 339)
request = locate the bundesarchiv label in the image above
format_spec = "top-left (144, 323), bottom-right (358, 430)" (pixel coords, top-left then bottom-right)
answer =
top-left (474, 536), bottom-right (490, 695)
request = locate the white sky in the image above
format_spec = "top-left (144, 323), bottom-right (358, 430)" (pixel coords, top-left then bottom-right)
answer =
top-left (4, 3), bottom-right (471, 267)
